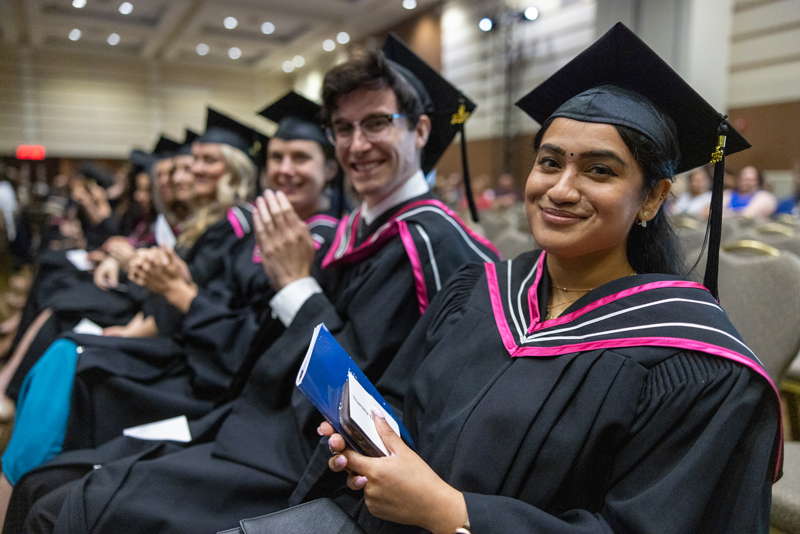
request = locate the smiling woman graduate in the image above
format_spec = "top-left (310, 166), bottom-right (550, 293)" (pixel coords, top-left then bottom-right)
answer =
top-left (229, 23), bottom-right (782, 534)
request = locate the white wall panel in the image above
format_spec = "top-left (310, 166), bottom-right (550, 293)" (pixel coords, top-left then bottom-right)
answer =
top-left (0, 48), bottom-right (289, 158)
top-left (728, 58), bottom-right (800, 107)
top-left (728, 0), bottom-right (800, 106)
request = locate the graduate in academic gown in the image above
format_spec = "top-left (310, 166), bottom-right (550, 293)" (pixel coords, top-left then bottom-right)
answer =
top-left (0, 92), bottom-right (338, 532)
top-left (232, 23), bottom-right (781, 534)
top-left (7, 37), bottom-right (499, 534)
top-left (0, 111), bottom-right (272, 520)
top-left (0, 140), bottom-right (179, 403)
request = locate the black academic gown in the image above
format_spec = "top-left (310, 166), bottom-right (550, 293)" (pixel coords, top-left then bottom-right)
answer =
top-left (4, 249), bottom-right (146, 400)
top-left (18, 196), bottom-right (500, 534)
top-left (285, 249), bottom-right (781, 534)
top-left (55, 210), bottom-right (342, 451)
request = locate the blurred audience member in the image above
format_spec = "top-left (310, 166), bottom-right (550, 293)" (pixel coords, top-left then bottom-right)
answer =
top-left (441, 172), bottom-right (463, 209)
top-left (0, 171), bottom-right (17, 244)
top-left (776, 161), bottom-right (800, 217)
top-left (723, 165), bottom-right (777, 219)
top-left (459, 173), bottom-right (494, 212)
top-left (670, 166), bottom-right (712, 217)
top-left (492, 172), bottom-right (522, 208)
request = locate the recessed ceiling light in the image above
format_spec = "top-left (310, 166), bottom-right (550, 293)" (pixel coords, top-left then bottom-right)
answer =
top-left (223, 16), bottom-right (238, 29)
top-left (72, 0), bottom-right (86, 8)
top-left (402, 0), bottom-right (417, 9)
top-left (107, 33), bottom-right (121, 45)
top-left (261, 22), bottom-right (275, 34)
top-left (196, 43), bottom-right (209, 56)
top-left (228, 47), bottom-right (242, 59)
top-left (322, 39), bottom-right (335, 51)
top-left (282, 61), bottom-right (295, 73)
top-left (292, 55), bottom-right (305, 67)
top-left (479, 18), bottom-right (493, 31)
top-left (524, 7), bottom-right (539, 20)
top-left (68, 28), bottom-right (82, 41)
top-left (119, 2), bottom-right (133, 15)
top-left (336, 32), bottom-right (350, 44)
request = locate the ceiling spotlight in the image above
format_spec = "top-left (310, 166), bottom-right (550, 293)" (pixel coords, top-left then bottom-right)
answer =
top-left (223, 16), bottom-right (238, 29)
top-left (524, 7), bottom-right (539, 21)
top-left (68, 28), bottom-right (82, 41)
top-left (336, 32), bottom-right (350, 44)
top-left (261, 21), bottom-right (275, 34)
top-left (322, 39), bottom-right (335, 51)
top-left (402, 0), bottom-right (417, 9)
top-left (228, 47), bottom-right (242, 59)
top-left (107, 33), bottom-right (121, 45)
top-left (72, 0), bottom-right (86, 8)
top-left (292, 55), bottom-right (305, 67)
top-left (282, 61), bottom-right (295, 73)
top-left (196, 43), bottom-right (209, 56)
top-left (119, 2), bottom-right (133, 15)
top-left (478, 17), bottom-right (493, 31)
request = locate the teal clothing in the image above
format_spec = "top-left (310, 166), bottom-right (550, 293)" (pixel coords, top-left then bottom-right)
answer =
top-left (2, 339), bottom-right (79, 485)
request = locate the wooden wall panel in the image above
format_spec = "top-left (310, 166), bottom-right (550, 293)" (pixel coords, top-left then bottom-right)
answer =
top-left (727, 100), bottom-right (800, 171)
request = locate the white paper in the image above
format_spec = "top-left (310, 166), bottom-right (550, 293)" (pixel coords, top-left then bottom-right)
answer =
top-left (347, 372), bottom-right (400, 456)
top-left (154, 214), bottom-right (176, 250)
top-left (122, 415), bottom-right (192, 442)
top-left (73, 318), bottom-right (103, 336)
top-left (65, 249), bottom-right (92, 271)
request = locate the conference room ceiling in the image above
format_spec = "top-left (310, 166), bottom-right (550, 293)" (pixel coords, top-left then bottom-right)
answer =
top-left (0, 0), bottom-right (440, 72)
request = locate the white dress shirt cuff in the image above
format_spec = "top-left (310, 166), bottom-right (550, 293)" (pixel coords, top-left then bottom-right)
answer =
top-left (269, 277), bottom-right (323, 327)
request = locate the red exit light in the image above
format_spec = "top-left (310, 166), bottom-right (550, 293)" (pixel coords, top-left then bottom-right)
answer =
top-left (16, 145), bottom-right (46, 160)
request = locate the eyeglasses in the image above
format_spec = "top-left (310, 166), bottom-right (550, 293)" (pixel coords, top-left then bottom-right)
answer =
top-left (326, 113), bottom-right (407, 146)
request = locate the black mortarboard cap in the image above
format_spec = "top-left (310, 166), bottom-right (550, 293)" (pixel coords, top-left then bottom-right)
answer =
top-left (177, 129), bottom-right (200, 156)
top-left (78, 162), bottom-right (115, 189)
top-left (515, 23), bottom-right (749, 174)
top-left (515, 22), bottom-right (750, 300)
top-left (184, 129), bottom-right (200, 144)
top-left (129, 149), bottom-right (154, 174)
top-left (152, 135), bottom-right (181, 160)
top-left (382, 33), bottom-right (476, 175)
top-left (197, 108), bottom-right (268, 169)
top-left (258, 91), bottom-right (330, 149)
top-left (382, 33), bottom-right (479, 220)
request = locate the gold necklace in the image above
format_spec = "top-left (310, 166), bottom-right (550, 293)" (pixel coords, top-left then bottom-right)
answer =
top-left (545, 271), bottom-right (637, 320)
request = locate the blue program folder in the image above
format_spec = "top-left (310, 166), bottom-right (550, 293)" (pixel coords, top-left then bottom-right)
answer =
top-left (295, 323), bottom-right (414, 455)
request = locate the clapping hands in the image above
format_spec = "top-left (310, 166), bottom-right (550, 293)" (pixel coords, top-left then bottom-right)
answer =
top-left (252, 190), bottom-right (315, 291)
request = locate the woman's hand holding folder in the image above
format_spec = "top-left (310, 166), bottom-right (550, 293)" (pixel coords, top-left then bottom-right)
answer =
top-left (319, 418), bottom-right (469, 534)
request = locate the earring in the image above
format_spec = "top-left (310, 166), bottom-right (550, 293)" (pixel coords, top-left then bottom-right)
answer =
top-left (637, 211), bottom-right (649, 227)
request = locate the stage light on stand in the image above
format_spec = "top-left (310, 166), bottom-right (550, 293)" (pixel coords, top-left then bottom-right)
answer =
top-left (524, 7), bottom-right (539, 20)
top-left (479, 17), bottom-right (493, 31)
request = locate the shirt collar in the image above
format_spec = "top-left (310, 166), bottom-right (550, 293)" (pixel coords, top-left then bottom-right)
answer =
top-left (360, 169), bottom-right (429, 226)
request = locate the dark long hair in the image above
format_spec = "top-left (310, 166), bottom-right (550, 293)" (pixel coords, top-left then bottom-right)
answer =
top-left (533, 118), bottom-right (684, 275)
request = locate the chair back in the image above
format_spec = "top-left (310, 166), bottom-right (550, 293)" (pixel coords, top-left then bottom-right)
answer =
top-left (707, 250), bottom-right (800, 382)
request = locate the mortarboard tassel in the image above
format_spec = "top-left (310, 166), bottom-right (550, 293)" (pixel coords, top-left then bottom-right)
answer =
top-left (702, 116), bottom-right (728, 301)
top-left (452, 99), bottom-right (479, 223)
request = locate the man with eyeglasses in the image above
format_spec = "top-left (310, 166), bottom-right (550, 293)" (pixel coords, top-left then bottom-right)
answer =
top-left (11, 37), bottom-right (498, 534)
